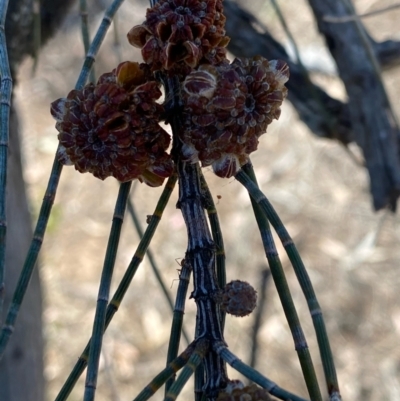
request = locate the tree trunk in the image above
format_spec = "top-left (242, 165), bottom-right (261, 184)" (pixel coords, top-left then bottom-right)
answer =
top-left (0, 102), bottom-right (44, 401)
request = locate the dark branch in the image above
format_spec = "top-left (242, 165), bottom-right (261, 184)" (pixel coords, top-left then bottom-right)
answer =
top-left (6, 0), bottom-right (76, 78)
top-left (224, 0), bottom-right (400, 210)
top-left (306, 0), bottom-right (400, 210)
top-left (374, 38), bottom-right (400, 71)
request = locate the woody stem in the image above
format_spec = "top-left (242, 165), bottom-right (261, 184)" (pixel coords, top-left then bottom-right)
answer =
top-left (176, 160), bottom-right (228, 400)
top-left (164, 77), bottom-right (228, 398)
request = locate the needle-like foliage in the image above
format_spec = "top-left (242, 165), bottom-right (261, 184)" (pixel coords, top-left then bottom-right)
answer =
top-left (0, 0), bottom-right (12, 325)
top-left (0, 1), bottom-right (347, 401)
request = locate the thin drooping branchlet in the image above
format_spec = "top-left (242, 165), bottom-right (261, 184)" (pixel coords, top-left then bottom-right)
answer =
top-left (235, 167), bottom-right (341, 399)
top-left (32, 0), bottom-right (41, 73)
top-left (0, 157), bottom-right (62, 360)
top-left (79, 0), bottom-right (90, 57)
top-left (194, 300), bottom-right (205, 401)
top-left (76, 0), bottom-right (126, 90)
top-left (55, 173), bottom-right (177, 401)
top-left (112, 12), bottom-right (124, 64)
top-left (84, 181), bottom-right (132, 401)
top-left (79, 0), bottom-right (96, 83)
top-left (241, 163), bottom-right (322, 401)
top-left (197, 172), bottom-right (226, 401)
top-left (133, 342), bottom-right (196, 401)
top-left (270, 0), bottom-right (305, 72)
top-left (127, 195), bottom-right (190, 345)
top-left (249, 268), bottom-right (271, 369)
top-left (199, 172), bottom-right (226, 329)
top-left (194, 362), bottom-right (205, 401)
top-left (0, 0), bottom-right (126, 361)
top-left (165, 339), bottom-right (210, 401)
top-left (214, 343), bottom-right (310, 401)
top-left (165, 258), bottom-right (192, 393)
top-left (0, 0), bottom-right (11, 325)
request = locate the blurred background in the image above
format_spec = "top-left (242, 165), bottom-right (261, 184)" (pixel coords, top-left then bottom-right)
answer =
top-left (3, 0), bottom-right (400, 400)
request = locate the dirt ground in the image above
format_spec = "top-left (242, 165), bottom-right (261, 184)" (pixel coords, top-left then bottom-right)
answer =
top-left (13, 0), bottom-right (400, 400)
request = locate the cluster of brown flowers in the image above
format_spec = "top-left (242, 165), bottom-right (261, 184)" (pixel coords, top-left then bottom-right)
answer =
top-left (128, 0), bottom-right (229, 75)
top-left (51, 0), bottom-right (288, 185)
top-left (181, 57), bottom-right (289, 177)
top-left (51, 61), bottom-right (173, 186)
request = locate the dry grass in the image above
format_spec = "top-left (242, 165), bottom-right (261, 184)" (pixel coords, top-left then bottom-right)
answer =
top-left (13, 0), bottom-right (400, 400)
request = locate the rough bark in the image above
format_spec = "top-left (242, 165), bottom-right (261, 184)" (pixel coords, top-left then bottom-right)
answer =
top-left (224, 0), bottom-right (400, 210)
top-left (306, 0), bottom-right (400, 210)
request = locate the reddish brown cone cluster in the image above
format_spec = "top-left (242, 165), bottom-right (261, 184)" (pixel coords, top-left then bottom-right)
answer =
top-left (217, 381), bottom-right (273, 401)
top-left (52, 1), bottom-right (289, 184)
top-left (127, 0), bottom-right (229, 75)
top-left (220, 280), bottom-right (257, 317)
top-left (181, 56), bottom-right (289, 177)
top-left (51, 61), bottom-right (173, 186)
